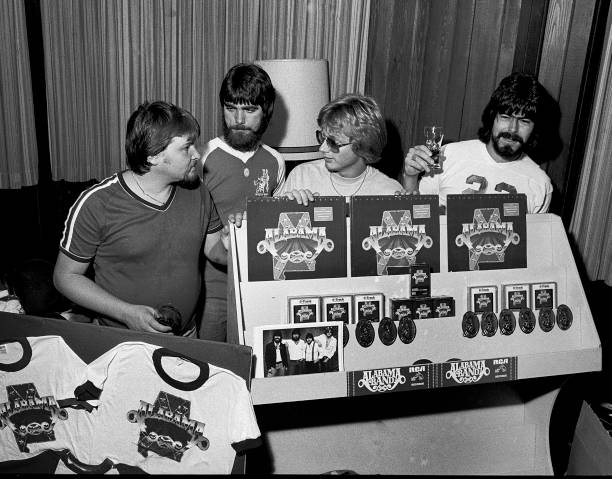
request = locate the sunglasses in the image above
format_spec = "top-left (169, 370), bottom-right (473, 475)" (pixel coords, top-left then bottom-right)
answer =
top-left (316, 130), bottom-right (351, 152)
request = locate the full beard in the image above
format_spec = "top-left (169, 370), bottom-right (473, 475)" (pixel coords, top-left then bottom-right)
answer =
top-left (492, 132), bottom-right (525, 159)
top-left (222, 122), bottom-right (264, 152)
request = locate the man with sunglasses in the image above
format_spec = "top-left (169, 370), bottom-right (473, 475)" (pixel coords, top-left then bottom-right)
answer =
top-left (199, 63), bottom-right (286, 342)
top-left (276, 93), bottom-right (403, 203)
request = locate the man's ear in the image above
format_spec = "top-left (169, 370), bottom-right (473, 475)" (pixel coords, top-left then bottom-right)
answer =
top-left (147, 153), bottom-right (162, 167)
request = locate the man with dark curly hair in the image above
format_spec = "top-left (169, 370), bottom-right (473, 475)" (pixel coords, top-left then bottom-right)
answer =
top-left (401, 72), bottom-right (554, 213)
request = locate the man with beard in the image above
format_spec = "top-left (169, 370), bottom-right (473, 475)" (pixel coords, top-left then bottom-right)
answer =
top-left (199, 63), bottom-right (285, 341)
top-left (264, 330), bottom-right (289, 377)
top-left (54, 101), bottom-right (231, 337)
top-left (401, 72), bottom-right (553, 213)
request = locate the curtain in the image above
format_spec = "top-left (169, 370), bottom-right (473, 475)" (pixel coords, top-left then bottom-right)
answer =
top-left (0, 0), bottom-right (38, 188)
top-left (568, 4), bottom-right (612, 286)
top-left (41, 0), bottom-right (370, 182)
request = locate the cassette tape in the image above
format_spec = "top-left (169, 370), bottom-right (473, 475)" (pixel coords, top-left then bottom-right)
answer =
top-left (321, 295), bottom-right (353, 324)
top-left (531, 282), bottom-right (557, 310)
top-left (354, 293), bottom-right (384, 322)
top-left (409, 263), bottom-right (431, 298)
top-left (288, 296), bottom-right (320, 323)
top-left (469, 286), bottom-right (498, 314)
top-left (433, 296), bottom-right (455, 318)
top-left (389, 297), bottom-right (413, 322)
top-left (503, 283), bottom-right (530, 310)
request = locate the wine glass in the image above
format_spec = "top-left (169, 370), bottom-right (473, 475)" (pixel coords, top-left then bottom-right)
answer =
top-left (424, 126), bottom-right (444, 170)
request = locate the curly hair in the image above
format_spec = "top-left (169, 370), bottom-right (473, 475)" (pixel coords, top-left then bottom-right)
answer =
top-left (317, 93), bottom-right (387, 164)
top-left (477, 72), bottom-right (551, 152)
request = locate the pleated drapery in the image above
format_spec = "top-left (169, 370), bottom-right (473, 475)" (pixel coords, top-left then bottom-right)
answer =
top-left (0, 0), bottom-right (39, 188)
top-left (568, 4), bottom-right (612, 286)
top-left (38, 0), bottom-right (370, 183)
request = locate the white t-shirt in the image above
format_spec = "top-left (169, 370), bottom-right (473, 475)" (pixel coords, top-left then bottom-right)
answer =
top-left (0, 336), bottom-right (89, 462)
top-left (315, 334), bottom-right (337, 359)
top-left (68, 342), bottom-right (260, 475)
top-left (283, 339), bottom-right (306, 360)
top-left (276, 159), bottom-right (403, 197)
top-left (418, 139), bottom-right (552, 213)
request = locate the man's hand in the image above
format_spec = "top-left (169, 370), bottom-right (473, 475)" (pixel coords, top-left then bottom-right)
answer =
top-left (403, 145), bottom-right (436, 176)
top-left (220, 211), bottom-right (245, 252)
top-left (393, 188), bottom-right (420, 195)
top-left (227, 211), bottom-right (245, 228)
top-left (122, 304), bottom-right (173, 333)
top-left (282, 189), bottom-right (317, 206)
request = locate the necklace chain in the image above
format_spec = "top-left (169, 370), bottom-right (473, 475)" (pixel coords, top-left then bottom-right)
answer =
top-left (329, 167), bottom-right (369, 197)
top-left (131, 171), bottom-right (167, 205)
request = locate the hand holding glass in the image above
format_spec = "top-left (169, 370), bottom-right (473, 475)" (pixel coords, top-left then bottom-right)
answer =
top-left (424, 126), bottom-right (444, 170)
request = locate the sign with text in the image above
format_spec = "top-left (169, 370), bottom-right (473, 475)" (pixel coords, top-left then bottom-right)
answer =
top-left (347, 364), bottom-right (436, 396)
top-left (347, 356), bottom-right (517, 397)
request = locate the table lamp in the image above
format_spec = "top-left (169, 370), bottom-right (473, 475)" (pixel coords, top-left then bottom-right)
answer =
top-left (255, 59), bottom-right (330, 162)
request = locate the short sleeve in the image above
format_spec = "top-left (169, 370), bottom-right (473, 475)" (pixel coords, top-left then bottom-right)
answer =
top-left (417, 171), bottom-right (440, 196)
top-left (201, 185), bottom-right (223, 234)
top-left (59, 194), bottom-right (105, 262)
top-left (228, 380), bottom-right (261, 453)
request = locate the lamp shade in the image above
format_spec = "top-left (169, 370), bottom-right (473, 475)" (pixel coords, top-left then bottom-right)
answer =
top-left (255, 59), bottom-right (330, 161)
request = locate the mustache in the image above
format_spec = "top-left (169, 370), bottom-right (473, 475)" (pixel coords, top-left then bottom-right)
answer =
top-left (229, 126), bottom-right (254, 131)
top-left (497, 132), bottom-right (523, 144)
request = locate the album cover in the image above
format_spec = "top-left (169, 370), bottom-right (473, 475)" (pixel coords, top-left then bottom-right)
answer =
top-left (246, 196), bottom-right (347, 281)
top-left (349, 195), bottom-right (440, 276)
top-left (446, 194), bottom-right (527, 272)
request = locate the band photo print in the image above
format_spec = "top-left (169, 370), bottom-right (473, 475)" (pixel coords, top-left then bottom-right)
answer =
top-left (254, 322), bottom-right (344, 378)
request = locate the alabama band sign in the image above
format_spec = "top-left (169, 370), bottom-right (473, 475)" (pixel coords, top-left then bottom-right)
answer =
top-left (347, 356), bottom-right (518, 397)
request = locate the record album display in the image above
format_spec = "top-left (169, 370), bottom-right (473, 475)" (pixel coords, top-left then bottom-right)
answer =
top-left (246, 197), bottom-right (347, 281)
top-left (350, 195), bottom-right (440, 276)
top-left (446, 194), bottom-right (527, 272)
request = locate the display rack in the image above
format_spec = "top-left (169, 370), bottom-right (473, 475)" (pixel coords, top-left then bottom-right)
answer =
top-left (228, 213), bottom-right (601, 475)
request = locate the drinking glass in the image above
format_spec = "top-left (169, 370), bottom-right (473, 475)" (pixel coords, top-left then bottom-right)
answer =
top-left (156, 303), bottom-right (182, 334)
top-left (424, 126), bottom-right (444, 170)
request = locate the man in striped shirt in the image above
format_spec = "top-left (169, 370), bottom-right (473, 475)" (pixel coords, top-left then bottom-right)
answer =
top-left (54, 101), bottom-right (234, 337)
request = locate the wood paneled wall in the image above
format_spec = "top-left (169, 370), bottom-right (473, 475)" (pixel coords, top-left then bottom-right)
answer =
top-left (365, 0), bottom-right (604, 217)
top-left (538, 0), bottom-right (600, 217)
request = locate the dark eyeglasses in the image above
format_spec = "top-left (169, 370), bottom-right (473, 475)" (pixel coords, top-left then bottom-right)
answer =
top-left (316, 130), bottom-right (351, 152)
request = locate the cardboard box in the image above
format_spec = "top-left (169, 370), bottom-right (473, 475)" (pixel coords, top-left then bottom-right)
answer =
top-left (567, 401), bottom-right (612, 475)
